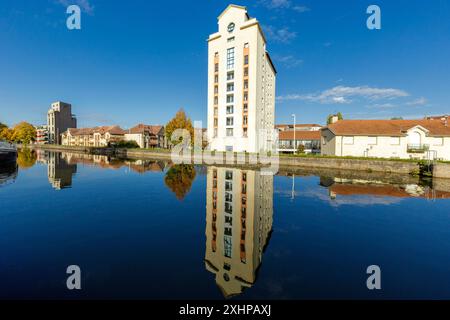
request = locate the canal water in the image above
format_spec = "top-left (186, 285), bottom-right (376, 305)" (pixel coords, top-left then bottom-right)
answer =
top-left (1, 150), bottom-right (450, 299)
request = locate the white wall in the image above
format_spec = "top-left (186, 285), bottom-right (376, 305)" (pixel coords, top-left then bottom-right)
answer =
top-left (124, 133), bottom-right (145, 148)
top-left (321, 127), bottom-right (450, 160)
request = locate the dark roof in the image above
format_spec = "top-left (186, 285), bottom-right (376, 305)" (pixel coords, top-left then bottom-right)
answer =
top-left (279, 130), bottom-right (321, 140)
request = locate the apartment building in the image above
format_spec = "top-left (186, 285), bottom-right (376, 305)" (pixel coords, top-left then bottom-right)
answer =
top-left (124, 124), bottom-right (166, 149)
top-left (207, 5), bottom-right (277, 153)
top-left (35, 125), bottom-right (49, 145)
top-left (61, 126), bottom-right (126, 147)
top-left (47, 101), bottom-right (77, 145)
top-left (204, 167), bottom-right (273, 298)
top-left (277, 123), bottom-right (323, 153)
top-left (321, 116), bottom-right (450, 160)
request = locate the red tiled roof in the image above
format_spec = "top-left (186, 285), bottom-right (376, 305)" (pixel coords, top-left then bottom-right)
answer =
top-left (324, 119), bottom-right (450, 137)
top-left (67, 126), bottom-right (126, 136)
top-left (279, 130), bottom-right (321, 140)
top-left (425, 115), bottom-right (449, 120)
top-left (276, 124), bottom-right (322, 129)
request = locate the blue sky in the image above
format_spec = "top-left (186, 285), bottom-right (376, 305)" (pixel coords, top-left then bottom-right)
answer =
top-left (0, 0), bottom-right (449, 128)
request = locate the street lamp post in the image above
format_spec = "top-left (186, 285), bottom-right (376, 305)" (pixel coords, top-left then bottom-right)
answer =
top-left (292, 114), bottom-right (296, 153)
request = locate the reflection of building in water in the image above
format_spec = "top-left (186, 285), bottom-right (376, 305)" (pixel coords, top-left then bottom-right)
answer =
top-left (47, 152), bottom-right (77, 190)
top-left (35, 149), bottom-right (48, 164)
top-left (62, 152), bottom-right (167, 173)
top-left (324, 177), bottom-right (450, 200)
top-left (43, 151), bottom-right (168, 190)
top-left (205, 167), bottom-right (273, 298)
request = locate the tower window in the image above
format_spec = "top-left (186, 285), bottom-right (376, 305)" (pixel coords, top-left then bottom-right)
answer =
top-left (227, 48), bottom-right (235, 70)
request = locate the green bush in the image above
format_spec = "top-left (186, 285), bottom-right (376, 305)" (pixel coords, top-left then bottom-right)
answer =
top-left (113, 140), bottom-right (140, 149)
top-left (297, 144), bottom-right (305, 154)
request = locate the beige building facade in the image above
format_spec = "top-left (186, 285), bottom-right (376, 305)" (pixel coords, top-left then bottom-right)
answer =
top-left (321, 117), bottom-right (450, 160)
top-left (204, 166), bottom-right (273, 298)
top-left (124, 124), bottom-right (166, 149)
top-left (62, 126), bottom-right (126, 147)
top-left (207, 5), bottom-right (276, 153)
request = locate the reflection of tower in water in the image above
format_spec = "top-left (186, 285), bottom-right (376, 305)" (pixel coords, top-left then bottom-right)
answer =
top-left (205, 167), bottom-right (273, 298)
top-left (47, 152), bottom-right (77, 190)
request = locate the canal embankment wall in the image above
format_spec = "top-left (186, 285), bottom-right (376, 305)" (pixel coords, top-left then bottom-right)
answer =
top-left (23, 144), bottom-right (450, 179)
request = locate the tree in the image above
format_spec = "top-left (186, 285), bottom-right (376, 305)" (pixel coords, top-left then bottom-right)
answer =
top-left (0, 122), bottom-right (7, 131)
top-left (327, 112), bottom-right (344, 125)
top-left (165, 109), bottom-right (194, 146)
top-left (164, 165), bottom-right (196, 200)
top-left (0, 127), bottom-right (14, 141)
top-left (11, 122), bottom-right (36, 144)
top-left (391, 117), bottom-right (403, 120)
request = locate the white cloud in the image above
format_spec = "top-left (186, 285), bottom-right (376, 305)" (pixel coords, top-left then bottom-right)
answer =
top-left (332, 97), bottom-right (348, 103)
top-left (273, 55), bottom-right (303, 68)
top-left (263, 25), bottom-right (297, 43)
top-left (292, 5), bottom-right (310, 13)
top-left (263, 0), bottom-right (291, 9)
top-left (260, 0), bottom-right (310, 13)
top-left (366, 103), bottom-right (397, 109)
top-left (406, 97), bottom-right (428, 106)
top-left (56, 0), bottom-right (94, 15)
top-left (277, 85), bottom-right (410, 104)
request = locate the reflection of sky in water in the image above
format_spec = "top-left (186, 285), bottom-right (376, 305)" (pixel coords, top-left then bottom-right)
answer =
top-left (1, 152), bottom-right (450, 300)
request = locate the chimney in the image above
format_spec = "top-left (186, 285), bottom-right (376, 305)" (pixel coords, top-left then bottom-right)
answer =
top-left (330, 115), bottom-right (339, 124)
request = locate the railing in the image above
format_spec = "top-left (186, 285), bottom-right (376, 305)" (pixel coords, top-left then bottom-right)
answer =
top-left (407, 144), bottom-right (430, 153)
top-left (279, 143), bottom-right (319, 150)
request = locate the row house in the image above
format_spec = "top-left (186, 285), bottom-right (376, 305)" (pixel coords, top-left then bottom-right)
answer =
top-left (62, 126), bottom-right (126, 147)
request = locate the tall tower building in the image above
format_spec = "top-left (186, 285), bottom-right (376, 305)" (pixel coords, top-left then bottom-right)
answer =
top-left (205, 167), bottom-right (273, 298)
top-left (47, 101), bottom-right (77, 145)
top-left (207, 5), bottom-right (277, 153)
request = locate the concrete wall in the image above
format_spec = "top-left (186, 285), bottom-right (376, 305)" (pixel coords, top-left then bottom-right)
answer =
top-left (321, 128), bottom-right (336, 156)
top-left (279, 157), bottom-right (419, 175)
top-left (433, 163), bottom-right (450, 179)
